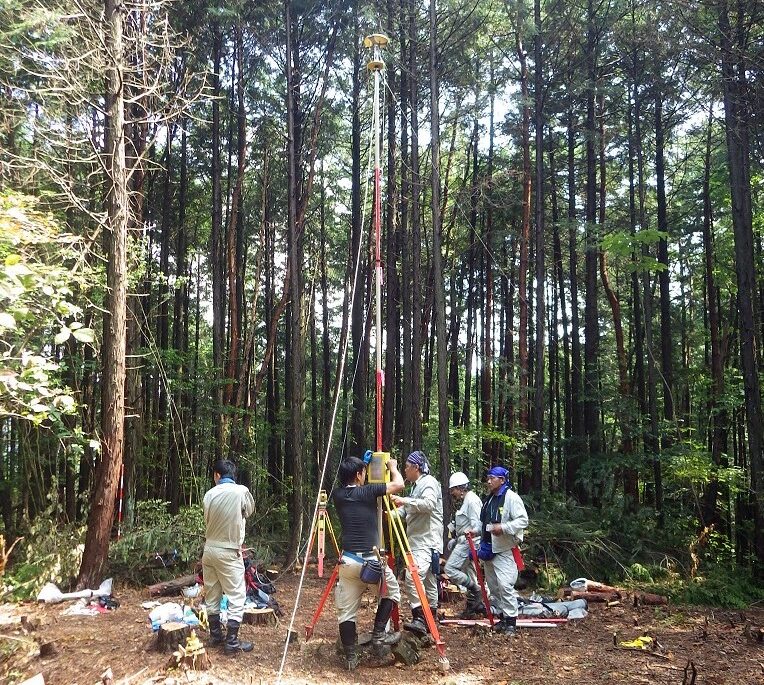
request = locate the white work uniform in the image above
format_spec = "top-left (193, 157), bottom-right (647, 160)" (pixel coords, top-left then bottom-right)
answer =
top-left (483, 488), bottom-right (528, 619)
top-left (202, 480), bottom-right (255, 623)
top-left (397, 473), bottom-right (443, 609)
top-left (444, 489), bottom-right (482, 589)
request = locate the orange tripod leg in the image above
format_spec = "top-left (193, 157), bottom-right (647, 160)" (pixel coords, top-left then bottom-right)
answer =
top-left (305, 564), bottom-right (339, 640)
top-left (403, 552), bottom-right (446, 657)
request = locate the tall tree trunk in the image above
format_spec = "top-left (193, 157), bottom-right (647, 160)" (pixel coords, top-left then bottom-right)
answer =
top-left (350, 6), bottom-right (366, 453)
top-left (158, 127), bottom-right (174, 508)
top-left (481, 77), bottom-right (495, 462)
top-left (460, 115), bottom-right (479, 429)
top-left (168, 124), bottom-right (189, 511)
top-left (549, 135), bottom-right (570, 490)
top-left (655, 85), bottom-right (675, 449)
top-left (626, 37), bottom-right (642, 505)
top-left (429, 0), bottom-right (451, 529)
top-left (583, 0), bottom-right (601, 468)
top-left (78, 0), bottom-right (128, 588)
top-left (210, 24), bottom-right (225, 462)
top-left (566, 106), bottom-right (584, 497)
top-left (531, 0), bottom-right (545, 491)
top-left (410, 0), bottom-right (423, 448)
top-left (701, 104), bottom-right (727, 528)
top-left (516, 3), bottom-right (531, 434)
top-left (284, 0), bottom-right (305, 568)
top-left (719, 0), bottom-right (764, 570)
top-left (399, 0), bottom-right (412, 453)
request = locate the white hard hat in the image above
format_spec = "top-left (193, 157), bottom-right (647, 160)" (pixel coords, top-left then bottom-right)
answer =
top-left (449, 471), bottom-right (470, 489)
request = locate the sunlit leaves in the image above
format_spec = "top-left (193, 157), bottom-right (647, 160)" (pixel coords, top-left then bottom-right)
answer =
top-left (0, 191), bottom-right (97, 425)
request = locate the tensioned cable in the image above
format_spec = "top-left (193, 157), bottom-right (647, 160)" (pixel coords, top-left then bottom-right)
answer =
top-left (275, 60), bottom-right (380, 684)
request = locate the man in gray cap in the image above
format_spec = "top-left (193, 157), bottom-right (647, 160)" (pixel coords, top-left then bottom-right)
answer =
top-left (444, 471), bottom-right (485, 617)
top-left (479, 465), bottom-right (528, 635)
top-left (390, 450), bottom-right (443, 636)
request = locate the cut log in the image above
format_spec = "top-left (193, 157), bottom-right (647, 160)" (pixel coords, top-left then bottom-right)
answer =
top-left (242, 607), bottom-right (276, 626)
top-left (633, 592), bottom-right (669, 606)
top-left (585, 580), bottom-right (621, 593)
top-left (566, 590), bottom-right (620, 602)
top-left (156, 621), bottom-right (191, 652)
top-left (146, 575), bottom-right (198, 597)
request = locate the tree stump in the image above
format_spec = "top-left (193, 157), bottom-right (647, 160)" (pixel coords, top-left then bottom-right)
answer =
top-left (157, 622), bottom-right (191, 652)
top-left (441, 584), bottom-right (464, 604)
top-left (242, 607), bottom-right (276, 626)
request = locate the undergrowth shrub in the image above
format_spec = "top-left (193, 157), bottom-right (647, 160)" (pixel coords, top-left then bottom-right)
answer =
top-left (659, 568), bottom-right (764, 608)
top-left (1, 508), bottom-right (85, 600)
top-left (523, 494), bottom-right (763, 607)
top-left (109, 500), bottom-right (204, 583)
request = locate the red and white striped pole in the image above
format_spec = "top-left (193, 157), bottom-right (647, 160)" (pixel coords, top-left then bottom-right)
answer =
top-left (116, 461), bottom-right (124, 540)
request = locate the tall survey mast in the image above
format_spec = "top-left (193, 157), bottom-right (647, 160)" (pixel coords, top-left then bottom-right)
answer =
top-left (365, 32), bottom-right (388, 455)
top-left (361, 33), bottom-right (390, 552)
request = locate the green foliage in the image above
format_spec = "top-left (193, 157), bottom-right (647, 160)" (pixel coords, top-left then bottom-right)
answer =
top-left (663, 441), bottom-right (745, 493)
top-left (1, 509), bottom-right (86, 600)
top-left (601, 228), bottom-right (668, 273)
top-left (625, 562), bottom-right (653, 583)
top-left (0, 191), bottom-right (96, 427)
top-left (657, 568), bottom-right (764, 609)
top-left (536, 562), bottom-right (566, 592)
top-left (108, 501), bottom-right (205, 583)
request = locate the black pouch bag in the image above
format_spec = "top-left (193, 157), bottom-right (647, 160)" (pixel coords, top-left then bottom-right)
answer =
top-left (360, 558), bottom-right (384, 584)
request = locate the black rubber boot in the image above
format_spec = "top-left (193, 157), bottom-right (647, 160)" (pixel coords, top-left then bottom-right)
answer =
top-left (207, 612), bottom-right (225, 647)
top-left (502, 616), bottom-right (518, 636)
top-left (339, 621), bottom-right (360, 670)
top-left (371, 598), bottom-right (400, 657)
top-left (491, 617), bottom-right (508, 632)
top-left (460, 583), bottom-right (486, 618)
top-left (403, 606), bottom-right (428, 637)
top-left (224, 619), bottom-right (253, 655)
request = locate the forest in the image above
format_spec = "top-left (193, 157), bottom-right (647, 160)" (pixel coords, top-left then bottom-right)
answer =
top-left (1, 0), bottom-right (763, 605)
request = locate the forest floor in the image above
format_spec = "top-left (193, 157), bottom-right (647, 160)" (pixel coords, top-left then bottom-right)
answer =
top-left (1, 570), bottom-right (763, 685)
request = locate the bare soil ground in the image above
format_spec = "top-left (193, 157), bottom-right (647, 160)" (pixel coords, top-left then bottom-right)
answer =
top-left (1, 570), bottom-right (763, 685)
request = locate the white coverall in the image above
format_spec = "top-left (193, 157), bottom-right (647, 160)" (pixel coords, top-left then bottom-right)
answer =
top-left (396, 473), bottom-right (443, 609)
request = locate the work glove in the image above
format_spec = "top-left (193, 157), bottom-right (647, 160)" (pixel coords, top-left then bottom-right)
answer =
top-left (447, 521), bottom-right (456, 536)
top-left (447, 539), bottom-right (456, 553)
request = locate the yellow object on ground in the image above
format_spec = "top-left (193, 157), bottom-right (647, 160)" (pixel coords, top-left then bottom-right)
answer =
top-left (619, 636), bottom-right (653, 649)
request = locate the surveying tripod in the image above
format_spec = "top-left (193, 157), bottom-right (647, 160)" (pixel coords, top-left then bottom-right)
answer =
top-left (304, 451), bottom-right (449, 669)
top-left (305, 490), bottom-right (340, 578)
